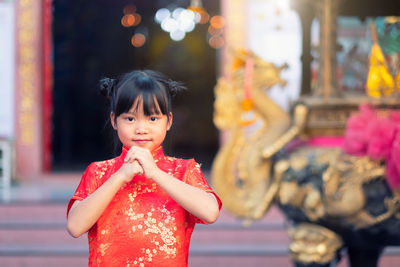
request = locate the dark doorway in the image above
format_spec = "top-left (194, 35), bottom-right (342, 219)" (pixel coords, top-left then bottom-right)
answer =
top-left (52, 0), bottom-right (220, 171)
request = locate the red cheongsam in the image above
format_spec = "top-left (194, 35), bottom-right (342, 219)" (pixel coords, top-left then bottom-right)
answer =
top-left (67, 146), bottom-right (222, 267)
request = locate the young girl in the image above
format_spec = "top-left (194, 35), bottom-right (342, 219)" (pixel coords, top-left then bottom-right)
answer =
top-left (67, 70), bottom-right (222, 266)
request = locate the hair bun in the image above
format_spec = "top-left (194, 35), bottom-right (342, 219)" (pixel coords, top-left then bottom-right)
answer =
top-left (166, 79), bottom-right (186, 97)
top-left (99, 77), bottom-right (116, 98)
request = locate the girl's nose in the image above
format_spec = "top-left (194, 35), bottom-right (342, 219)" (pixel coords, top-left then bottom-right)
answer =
top-left (135, 122), bottom-right (149, 134)
top-left (136, 128), bottom-right (148, 134)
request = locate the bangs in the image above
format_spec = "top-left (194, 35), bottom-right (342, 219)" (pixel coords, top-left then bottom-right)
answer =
top-left (131, 93), bottom-right (167, 116)
top-left (114, 76), bottom-right (170, 117)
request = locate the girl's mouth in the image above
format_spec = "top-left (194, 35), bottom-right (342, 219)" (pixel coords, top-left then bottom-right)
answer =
top-left (134, 139), bottom-right (150, 145)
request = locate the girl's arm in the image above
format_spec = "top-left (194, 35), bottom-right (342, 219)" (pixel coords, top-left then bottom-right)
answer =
top-left (126, 147), bottom-right (220, 224)
top-left (67, 161), bottom-right (142, 238)
top-left (151, 169), bottom-right (220, 224)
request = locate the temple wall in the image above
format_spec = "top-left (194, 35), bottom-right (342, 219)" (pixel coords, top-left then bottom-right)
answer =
top-left (15, 0), bottom-right (45, 179)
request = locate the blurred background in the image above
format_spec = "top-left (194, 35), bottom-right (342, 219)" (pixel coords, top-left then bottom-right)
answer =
top-left (51, 0), bottom-right (220, 171)
top-left (1, 0), bottom-right (400, 266)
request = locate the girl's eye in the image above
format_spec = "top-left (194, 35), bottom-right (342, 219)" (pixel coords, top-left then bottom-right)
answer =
top-left (149, 116), bottom-right (158, 122)
top-left (126, 117), bottom-right (134, 122)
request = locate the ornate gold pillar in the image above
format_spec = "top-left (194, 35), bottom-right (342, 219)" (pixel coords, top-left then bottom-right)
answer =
top-left (15, 0), bottom-right (44, 179)
top-left (315, 0), bottom-right (340, 98)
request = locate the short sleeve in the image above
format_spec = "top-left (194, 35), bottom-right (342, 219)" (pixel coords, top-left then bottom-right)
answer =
top-left (66, 163), bottom-right (98, 218)
top-left (182, 159), bottom-right (222, 224)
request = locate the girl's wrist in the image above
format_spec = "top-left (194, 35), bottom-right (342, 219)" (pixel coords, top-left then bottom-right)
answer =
top-left (147, 167), bottom-right (163, 181)
top-left (112, 169), bottom-right (130, 185)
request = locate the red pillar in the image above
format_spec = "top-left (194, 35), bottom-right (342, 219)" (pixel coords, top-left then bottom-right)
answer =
top-left (15, 0), bottom-right (52, 179)
top-left (42, 0), bottom-right (53, 173)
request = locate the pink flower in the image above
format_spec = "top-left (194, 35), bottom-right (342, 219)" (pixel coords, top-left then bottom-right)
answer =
top-left (390, 109), bottom-right (400, 123)
top-left (343, 104), bottom-right (376, 155)
top-left (366, 117), bottom-right (396, 160)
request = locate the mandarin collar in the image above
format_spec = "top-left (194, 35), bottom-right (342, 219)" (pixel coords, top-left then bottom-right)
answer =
top-left (121, 146), bottom-right (165, 161)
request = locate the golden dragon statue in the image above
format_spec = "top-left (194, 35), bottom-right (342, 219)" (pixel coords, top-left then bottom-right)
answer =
top-left (211, 49), bottom-right (307, 220)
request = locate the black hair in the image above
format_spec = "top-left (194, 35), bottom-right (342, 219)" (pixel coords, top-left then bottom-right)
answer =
top-left (99, 70), bottom-right (186, 152)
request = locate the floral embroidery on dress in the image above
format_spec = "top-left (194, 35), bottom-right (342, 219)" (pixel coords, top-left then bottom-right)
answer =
top-left (67, 147), bottom-right (222, 267)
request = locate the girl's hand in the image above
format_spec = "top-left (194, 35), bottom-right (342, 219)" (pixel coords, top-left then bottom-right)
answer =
top-left (125, 146), bottom-right (160, 180)
top-left (116, 160), bottom-right (143, 183)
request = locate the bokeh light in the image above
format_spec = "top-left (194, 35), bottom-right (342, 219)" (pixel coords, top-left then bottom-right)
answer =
top-left (172, 8), bottom-right (185, 19)
top-left (135, 26), bottom-right (148, 38)
top-left (155, 8), bottom-right (170, 24)
top-left (121, 14), bottom-right (135, 27)
top-left (179, 9), bottom-right (195, 22)
top-left (155, 7), bottom-right (200, 41)
top-left (121, 5), bottom-right (141, 28)
top-left (161, 17), bottom-right (179, 32)
top-left (210, 15), bottom-right (225, 29)
top-left (208, 35), bottom-right (224, 49)
top-left (154, 5), bottom-right (224, 44)
top-left (208, 25), bottom-right (223, 35)
top-left (123, 4), bottom-right (136, 15)
top-left (132, 13), bottom-right (141, 26)
top-left (180, 20), bottom-right (195, 32)
top-left (170, 30), bottom-right (185, 41)
top-left (131, 33), bottom-right (146, 47)
top-left (198, 11), bottom-right (210, 24)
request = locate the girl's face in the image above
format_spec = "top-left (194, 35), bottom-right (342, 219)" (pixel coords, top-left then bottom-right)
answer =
top-left (111, 98), bottom-right (172, 152)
